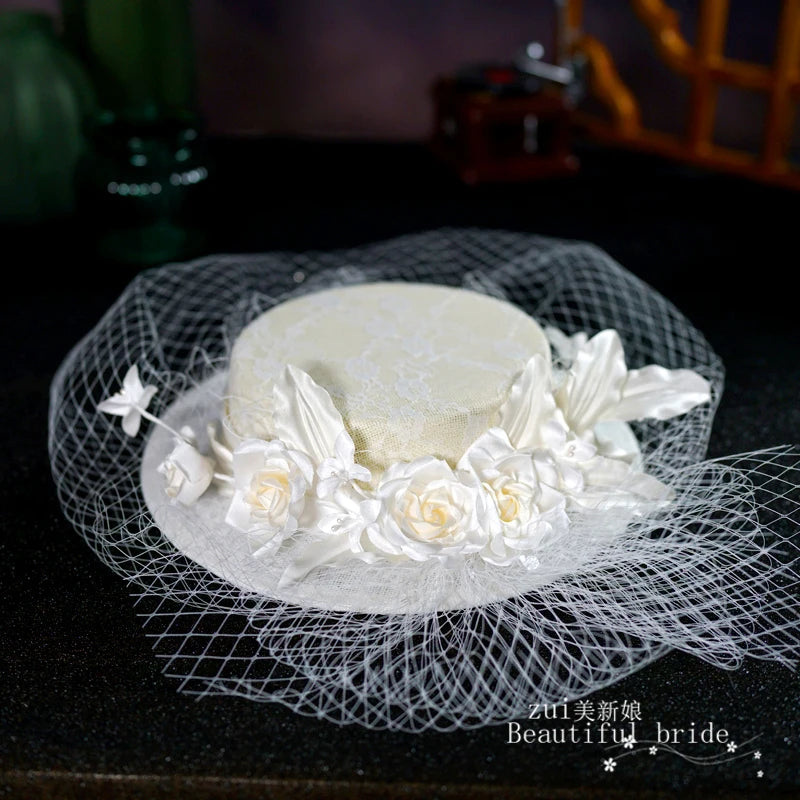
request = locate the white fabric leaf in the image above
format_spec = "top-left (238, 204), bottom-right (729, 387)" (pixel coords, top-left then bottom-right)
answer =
top-left (278, 536), bottom-right (355, 588)
top-left (556, 330), bottom-right (628, 434)
top-left (272, 365), bottom-right (347, 465)
top-left (499, 354), bottom-right (561, 449)
top-left (593, 420), bottom-right (641, 464)
top-left (571, 454), bottom-right (672, 510)
top-left (612, 365), bottom-right (712, 422)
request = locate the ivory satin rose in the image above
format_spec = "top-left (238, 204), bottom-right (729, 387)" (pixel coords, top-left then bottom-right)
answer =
top-left (226, 438), bottom-right (314, 554)
top-left (366, 456), bottom-right (492, 564)
top-left (458, 428), bottom-right (570, 566)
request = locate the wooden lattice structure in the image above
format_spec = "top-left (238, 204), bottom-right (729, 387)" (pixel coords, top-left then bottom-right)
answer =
top-left (565, 0), bottom-right (800, 188)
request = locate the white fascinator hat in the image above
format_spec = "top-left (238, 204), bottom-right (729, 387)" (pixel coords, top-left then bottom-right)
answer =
top-left (49, 229), bottom-right (799, 732)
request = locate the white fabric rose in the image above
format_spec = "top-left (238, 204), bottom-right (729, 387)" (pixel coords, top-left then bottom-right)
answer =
top-left (459, 429), bottom-right (569, 567)
top-left (366, 457), bottom-right (491, 564)
top-left (226, 438), bottom-right (315, 555)
top-left (157, 435), bottom-right (215, 505)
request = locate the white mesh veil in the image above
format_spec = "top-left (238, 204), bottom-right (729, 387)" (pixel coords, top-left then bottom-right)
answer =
top-left (48, 229), bottom-right (800, 732)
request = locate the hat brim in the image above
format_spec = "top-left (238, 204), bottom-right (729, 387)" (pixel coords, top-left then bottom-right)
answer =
top-left (142, 370), bottom-right (647, 614)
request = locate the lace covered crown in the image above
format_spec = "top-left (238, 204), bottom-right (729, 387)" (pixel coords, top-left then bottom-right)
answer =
top-left (224, 282), bottom-right (551, 476)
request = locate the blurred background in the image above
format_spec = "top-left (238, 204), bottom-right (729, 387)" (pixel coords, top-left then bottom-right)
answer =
top-left (1, 0), bottom-right (796, 264)
top-left (1, 0), bottom-right (788, 147)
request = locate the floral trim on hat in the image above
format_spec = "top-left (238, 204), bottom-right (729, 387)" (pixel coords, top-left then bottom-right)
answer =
top-left (99, 327), bottom-right (711, 587)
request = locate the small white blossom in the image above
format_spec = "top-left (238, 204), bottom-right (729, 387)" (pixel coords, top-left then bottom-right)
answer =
top-left (316, 483), bottom-right (380, 553)
top-left (315, 430), bottom-right (371, 499)
top-left (97, 365), bottom-right (158, 437)
top-left (603, 758), bottom-right (617, 772)
top-left (276, 487), bottom-right (382, 587)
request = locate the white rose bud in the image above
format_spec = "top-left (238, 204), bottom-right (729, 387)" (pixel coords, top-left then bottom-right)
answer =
top-left (158, 439), bottom-right (215, 505)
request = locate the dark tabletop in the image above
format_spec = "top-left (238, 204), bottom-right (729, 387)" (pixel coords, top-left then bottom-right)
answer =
top-left (2, 139), bottom-right (799, 799)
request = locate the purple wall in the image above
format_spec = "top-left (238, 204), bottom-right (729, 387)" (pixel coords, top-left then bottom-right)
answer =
top-left (1, 0), bottom-right (788, 149)
top-left (191, 0), bottom-right (552, 138)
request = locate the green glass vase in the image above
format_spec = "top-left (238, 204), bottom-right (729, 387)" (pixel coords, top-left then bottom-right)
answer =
top-left (61, 0), bottom-right (196, 123)
top-left (0, 11), bottom-right (96, 222)
top-left (76, 114), bottom-right (210, 265)
top-left (62, 0), bottom-right (207, 264)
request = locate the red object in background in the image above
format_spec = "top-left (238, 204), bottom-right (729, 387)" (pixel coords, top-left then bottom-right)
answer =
top-left (430, 76), bottom-right (578, 185)
top-left (484, 67), bottom-right (516, 86)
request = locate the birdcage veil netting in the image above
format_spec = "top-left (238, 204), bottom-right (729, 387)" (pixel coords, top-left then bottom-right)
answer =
top-left (49, 229), bottom-right (800, 732)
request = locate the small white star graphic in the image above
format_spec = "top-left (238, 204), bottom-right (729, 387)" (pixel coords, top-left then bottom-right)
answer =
top-left (753, 751), bottom-right (762, 760)
top-left (727, 741), bottom-right (738, 753)
top-left (623, 736), bottom-right (636, 750)
top-left (649, 746), bottom-right (658, 755)
top-left (757, 770), bottom-right (764, 778)
top-left (603, 758), bottom-right (617, 773)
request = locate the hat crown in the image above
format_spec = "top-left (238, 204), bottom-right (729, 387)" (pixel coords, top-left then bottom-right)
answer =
top-left (225, 282), bottom-right (550, 478)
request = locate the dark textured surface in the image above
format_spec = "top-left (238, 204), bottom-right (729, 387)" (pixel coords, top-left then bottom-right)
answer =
top-left (2, 140), bottom-right (799, 798)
